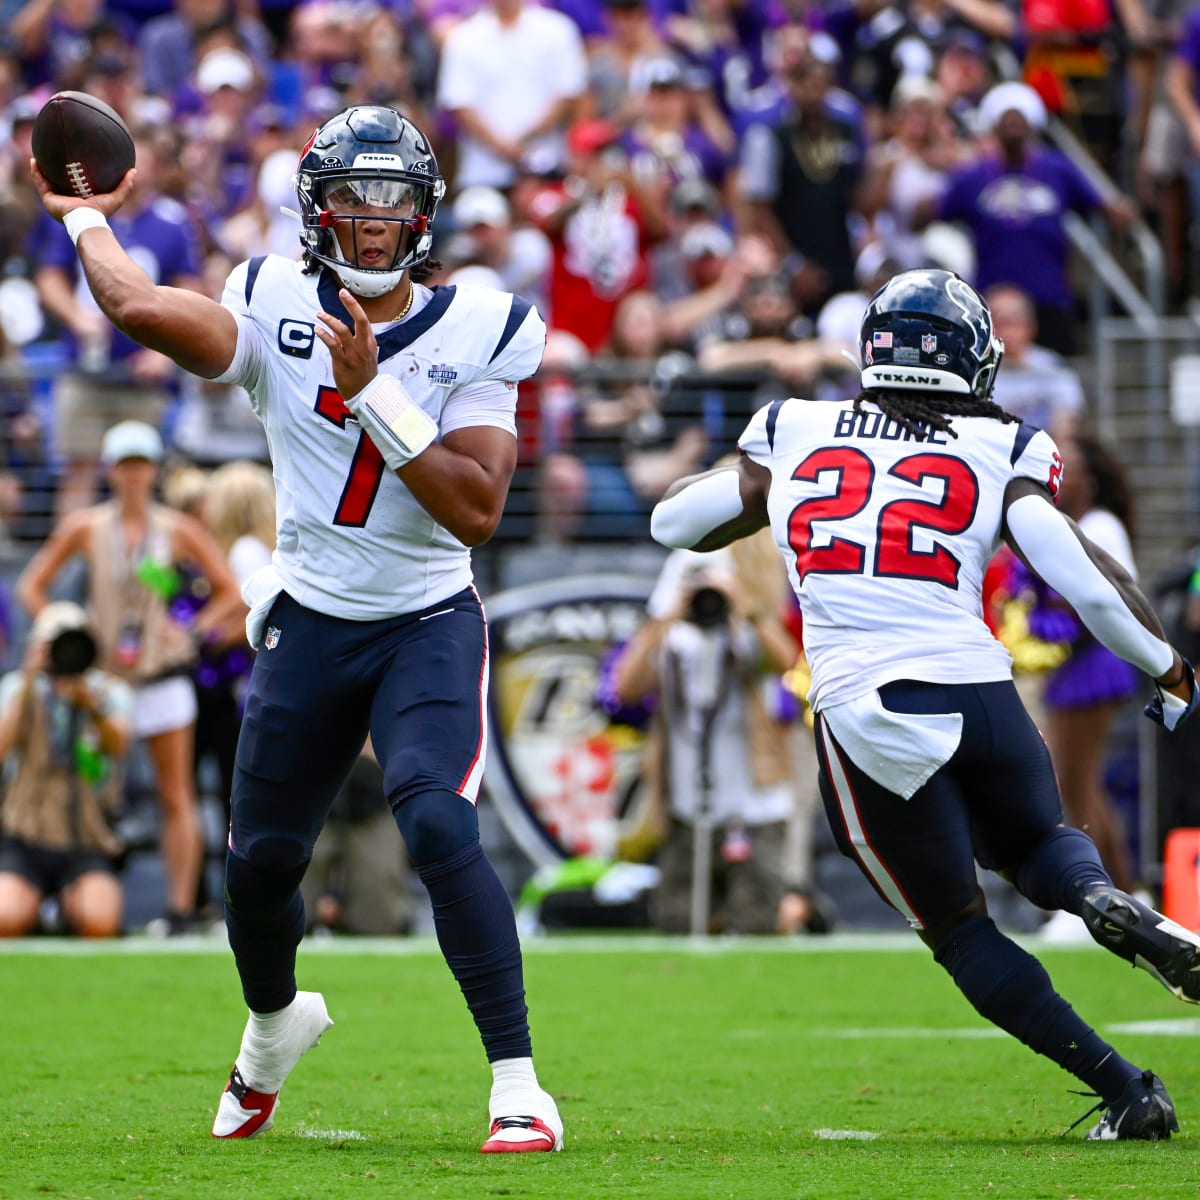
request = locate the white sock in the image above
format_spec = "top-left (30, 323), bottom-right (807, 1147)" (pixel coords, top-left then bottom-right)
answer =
top-left (237, 1000), bottom-right (296, 1091)
top-left (489, 1057), bottom-right (542, 1115)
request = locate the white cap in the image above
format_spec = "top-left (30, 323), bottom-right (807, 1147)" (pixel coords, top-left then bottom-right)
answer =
top-left (100, 420), bottom-right (163, 464)
top-left (30, 601), bottom-right (90, 645)
top-left (452, 186), bottom-right (510, 230)
top-left (196, 48), bottom-right (255, 95)
top-left (646, 548), bottom-right (734, 619)
top-left (680, 222), bottom-right (733, 261)
top-left (978, 81), bottom-right (1046, 132)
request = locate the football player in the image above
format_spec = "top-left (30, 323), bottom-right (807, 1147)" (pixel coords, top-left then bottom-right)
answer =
top-left (651, 267), bottom-right (1198, 1141)
top-left (32, 106), bottom-right (563, 1152)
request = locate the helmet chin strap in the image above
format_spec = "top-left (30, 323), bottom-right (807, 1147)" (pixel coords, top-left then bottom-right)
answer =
top-left (331, 261), bottom-right (407, 299)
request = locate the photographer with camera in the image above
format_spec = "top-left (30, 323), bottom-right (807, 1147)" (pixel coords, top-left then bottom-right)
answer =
top-left (612, 528), bottom-right (800, 933)
top-left (0, 602), bottom-right (134, 938)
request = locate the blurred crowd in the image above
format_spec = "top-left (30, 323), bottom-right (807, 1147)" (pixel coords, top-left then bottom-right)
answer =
top-left (0, 0), bottom-right (1192, 545)
top-left (2, 0), bottom-right (1200, 937)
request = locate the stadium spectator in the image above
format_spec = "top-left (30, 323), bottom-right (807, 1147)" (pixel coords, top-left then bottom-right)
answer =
top-left (588, 0), bottom-right (671, 122)
top-left (0, 601), bottom-right (133, 938)
top-left (7, 0), bottom-right (121, 92)
top-left (1165, 1), bottom-right (1200, 250)
top-left (136, 0), bottom-right (273, 100)
top-left (14, 420), bottom-right (244, 933)
top-left (1140, 0), bottom-right (1192, 308)
top-left (985, 283), bottom-right (1085, 436)
top-left (934, 29), bottom-right (995, 138)
top-left (31, 125), bottom-right (204, 514)
top-left (736, 52), bottom-right (865, 316)
top-left (649, 266), bottom-right (1199, 1140)
top-left (446, 186), bottom-right (553, 315)
top-left (859, 74), bottom-right (969, 271)
top-left (437, 0), bottom-right (589, 189)
top-left (537, 290), bottom-right (671, 539)
top-left (188, 459), bottom-right (273, 830)
top-left (179, 47), bottom-right (263, 221)
top-left (929, 80), bottom-right (1136, 356)
top-left (300, 745), bottom-right (414, 936)
top-left (625, 57), bottom-right (732, 183)
top-left (611, 530), bottom-right (800, 934)
top-left (529, 117), bottom-right (668, 351)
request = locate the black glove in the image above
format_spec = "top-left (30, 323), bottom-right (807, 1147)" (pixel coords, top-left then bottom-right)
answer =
top-left (1145, 657), bottom-right (1198, 731)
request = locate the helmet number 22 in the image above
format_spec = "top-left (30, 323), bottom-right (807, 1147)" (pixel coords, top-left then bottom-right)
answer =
top-left (787, 446), bottom-right (980, 588)
top-left (314, 385), bottom-right (386, 527)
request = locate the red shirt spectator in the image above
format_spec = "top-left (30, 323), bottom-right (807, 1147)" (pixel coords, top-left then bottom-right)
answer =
top-left (529, 119), bottom-right (666, 352)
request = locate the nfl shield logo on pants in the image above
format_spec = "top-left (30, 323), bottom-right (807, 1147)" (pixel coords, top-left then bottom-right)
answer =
top-left (264, 626), bottom-right (281, 650)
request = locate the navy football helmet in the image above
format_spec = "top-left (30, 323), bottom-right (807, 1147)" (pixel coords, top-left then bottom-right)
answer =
top-left (296, 106), bottom-right (446, 298)
top-left (859, 268), bottom-right (1004, 400)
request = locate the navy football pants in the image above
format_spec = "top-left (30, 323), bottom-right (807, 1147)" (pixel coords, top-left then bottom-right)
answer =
top-left (814, 679), bottom-right (1064, 932)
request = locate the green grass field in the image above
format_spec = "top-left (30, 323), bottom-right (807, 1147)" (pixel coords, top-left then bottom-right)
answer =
top-left (2, 935), bottom-right (1198, 1200)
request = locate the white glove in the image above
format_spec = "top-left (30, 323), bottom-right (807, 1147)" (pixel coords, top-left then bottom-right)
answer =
top-left (343, 374), bottom-right (438, 471)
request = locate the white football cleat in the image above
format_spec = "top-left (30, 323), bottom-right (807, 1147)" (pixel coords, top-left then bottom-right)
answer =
top-left (480, 1089), bottom-right (563, 1153)
top-left (212, 991), bottom-right (333, 1138)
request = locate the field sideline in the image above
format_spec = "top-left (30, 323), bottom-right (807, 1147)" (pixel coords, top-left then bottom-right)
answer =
top-left (3, 935), bottom-right (1199, 1200)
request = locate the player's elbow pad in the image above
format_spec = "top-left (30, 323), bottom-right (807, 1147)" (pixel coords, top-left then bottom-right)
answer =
top-left (650, 470), bottom-right (744, 549)
top-left (1005, 493), bottom-right (1174, 678)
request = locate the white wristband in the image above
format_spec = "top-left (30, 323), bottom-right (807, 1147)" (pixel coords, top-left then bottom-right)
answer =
top-left (343, 373), bottom-right (438, 471)
top-left (64, 208), bottom-right (110, 247)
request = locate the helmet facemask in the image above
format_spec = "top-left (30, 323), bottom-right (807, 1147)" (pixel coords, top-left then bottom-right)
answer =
top-left (298, 166), bottom-right (443, 299)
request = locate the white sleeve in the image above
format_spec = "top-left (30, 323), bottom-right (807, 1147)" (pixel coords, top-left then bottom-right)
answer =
top-left (650, 469), bottom-right (744, 550)
top-left (440, 378), bottom-right (518, 437)
top-left (1005, 493), bottom-right (1174, 677)
top-left (481, 295), bottom-right (546, 385)
top-left (210, 259), bottom-right (267, 395)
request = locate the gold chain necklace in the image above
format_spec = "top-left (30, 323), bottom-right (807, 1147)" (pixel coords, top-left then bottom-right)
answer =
top-left (391, 282), bottom-right (414, 323)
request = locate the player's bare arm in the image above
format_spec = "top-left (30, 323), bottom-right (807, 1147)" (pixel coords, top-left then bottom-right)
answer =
top-left (1001, 476), bottom-right (1191, 702)
top-left (171, 513), bottom-right (249, 641)
top-left (13, 509), bottom-right (93, 615)
top-left (401, 426), bottom-right (518, 547)
top-left (316, 287), bottom-right (518, 546)
top-left (30, 162), bottom-right (239, 380)
top-left (650, 453), bottom-right (771, 552)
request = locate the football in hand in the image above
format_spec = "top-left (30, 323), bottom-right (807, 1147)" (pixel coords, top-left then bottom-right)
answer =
top-left (31, 91), bottom-right (136, 199)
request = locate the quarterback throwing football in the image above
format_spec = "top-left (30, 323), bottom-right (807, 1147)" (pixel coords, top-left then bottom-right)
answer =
top-left (652, 268), bottom-right (1199, 1141)
top-left (33, 106), bottom-right (562, 1153)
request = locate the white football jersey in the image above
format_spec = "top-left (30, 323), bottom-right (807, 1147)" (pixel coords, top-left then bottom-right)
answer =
top-left (215, 256), bottom-right (545, 619)
top-left (738, 397), bottom-right (1063, 713)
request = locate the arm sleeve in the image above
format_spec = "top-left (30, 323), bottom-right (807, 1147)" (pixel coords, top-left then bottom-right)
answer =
top-left (209, 259), bottom-right (267, 397)
top-left (440, 378), bottom-right (518, 437)
top-left (1005, 493), bottom-right (1174, 677)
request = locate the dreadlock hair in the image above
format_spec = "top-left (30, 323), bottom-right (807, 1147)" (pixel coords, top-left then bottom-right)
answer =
top-left (853, 387), bottom-right (1019, 440)
top-left (301, 253), bottom-right (443, 285)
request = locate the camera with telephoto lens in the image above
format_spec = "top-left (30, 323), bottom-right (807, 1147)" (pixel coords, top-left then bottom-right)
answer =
top-left (48, 626), bottom-right (98, 677)
top-left (686, 585), bottom-right (730, 629)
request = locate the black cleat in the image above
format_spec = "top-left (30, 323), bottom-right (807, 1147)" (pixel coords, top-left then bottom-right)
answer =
top-left (1072, 1071), bottom-right (1180, 1141)
top-left (1080, 886), bottom-right (1200, 1004)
